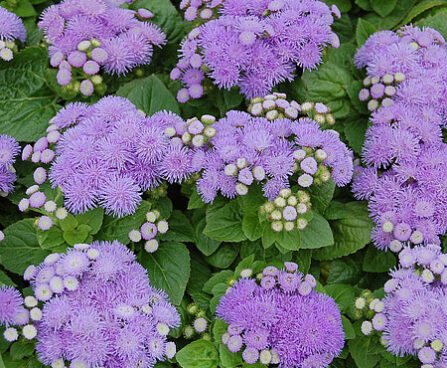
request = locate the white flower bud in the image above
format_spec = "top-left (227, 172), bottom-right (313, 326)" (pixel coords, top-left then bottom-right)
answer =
top-left (22, 324), bottom-right (37, 340)
top-left (355, 297), bottom-right (366, 309)
top-left (24, 296), bottom-right (38, 308)
top-left (166, 341), bottom-right (176, 359)
top-left (279, 188), bottom-right (291, 198)
top-left (270, 210), bottom-right (282, 220)
top-left (157, 322), bottom-right (170, 335)
top-left (55, 207), bottom-right (68, 220)
top-left (193, 317), bottom-right (208, 333)
top-left (145, 239), bottom-right (159, 253)
top-left (422, 269), bottom-right (434, 283)
top-left (389, 240), bottom-right (402, 253)
top-left (236, 183), bottom-right (248, 196)
top-left (361, 321), bottom-right (372, 335)
top-left (260, 350), bottom-right (272, 364)
top-left (224, 164), bottom-right (237, 176)
top-left (30, 307), bottom-right (43, 321)
top-left (296, 218), bottom-right (308, 230)
top-left (413, 339), bottom-right (424, 350)
top-left (274, 197), bottom-right (286, 208)
top-left (192, 134), bottom-right (204, 147)
top-left (51, 359), bottom-right (65, 368)
top-left (284, 222), bottom-right (295, 232)
top-left (157, 220), bottom-right (169, 234)
top-left (128, 229), bottom-right (142, 242)
top-left (165, 127), bottom-right (176, 137)
top-left (3, 327), bottom-right (18, 342)
top-left (374, 301), bottom-right (384, 313)
top-left (382, 221), bottom-right (394, 233)
top-left (271, 221), bottom-right (283, 232)
top-left (240, 269), bottom-right (253, 278)
top-left (236, 158), bottom-right (247, 169)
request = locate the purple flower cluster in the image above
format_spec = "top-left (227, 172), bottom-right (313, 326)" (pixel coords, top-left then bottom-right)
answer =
top-left (216, 262), bottom-right (344, 367)
top-left (23, 96), bottom-right (195, 217)
top-left (0, 7), bottom-right (26, 61)
top-left (193, 101), bottom-right (353, 204)
top-left (17, 240), bottom-right (180, 367)
top-left (171, 0), bottom-right (340, 101)
top-left (352, 26), bottom-right (447, 251)
top-left (0, 285), bottom-right (28, 328)
top-left (0, 134), bottom-right (19, 194)
top-left (38, 0), bottom-right (166, 95)
top-left (358, 243), bottom-right (447, 366)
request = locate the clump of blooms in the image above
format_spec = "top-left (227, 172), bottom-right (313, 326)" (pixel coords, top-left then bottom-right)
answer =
top-left (216, 262), bottom-right (344, 367)
top-left (260, 188), bottom-right (312, 232)
top-left (128, 208), bottom-right (169, 253)
top-left (353, 26), bottom-right (447, 250)
top-left (193, 103), bottom-right (353, 205)
top-left (248, 92), bottom-right (335, 125)
top-left (4, 240), bottom-right (180, 367)
top-left (181, 302), bottom-right (211, 340)
top-left (38, 0), bottom-right (166, 96)
top-left (180, 0), bottom-right (223, 22)
top-left (171, 0), bottom-right (341, 102)
top-left (357, 243), bottom-right (447, 367)
top-left (22, 96), bottom-right (195, 218)
top-left (0, 285), bottom-right (29, 333)
top-left (0, 134), bottom-right (20, 194)
top-left (0, 7), bottom-right (26, 61)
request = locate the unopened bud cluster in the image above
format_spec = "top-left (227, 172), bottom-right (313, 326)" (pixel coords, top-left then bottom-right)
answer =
top-left (248, 92), bottom-right (335, 125)
top-left (260, 189), bottom-right (311, 232)
top-left (183, 302), bottom-right (210, 340)
top-left (358, 73), bottom-right (405, 111)
top-left (128, 209), bottom-right (169, 253)
top-left (352, 289), bottom-right (381, 322)
top-left (294, 147), bottom-right (331, 187)
top-left (165, 115), bottom-right (216, 149)
top-left (378, 212), bottom-right (424, 252)
top-left (224, 157), bottom-right (265, 197)
top-left (50, 39), bottom-right (107, 97)
top-left (0, 40), bottom-right (19, 61)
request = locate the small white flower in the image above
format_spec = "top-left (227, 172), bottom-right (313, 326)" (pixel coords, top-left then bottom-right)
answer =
top-left (271, 221), bottom-right (283, 232)
top-left (194, 317), bottom-right (208, 333)
top-left (252, 166), bottom-right (265, 181)
top-left (201, 114), bottom-right (216, 124)
top-left (389, 240), bottom-right (402, 253)
top-left (24, 296), bottom-right (38, 308)
top-left (164, 127), bottom-right (176, 137)
top-left (259, 350), bottom-right (272, 364)
top-left (165, 341), bottom-right (176, 359)
top-left (3, 327), bottom-right (18, 342)
top-left (192, 134), bottom-right (204, 148)
top-left (64, 276), bottom-right (79, 291)
top-left (271, 350), bottom-right (280, 364)
top-left (87, 248), bottom-right (100, 259)
top-left (44, 253), bottom-right (60, 265)
top-left (296, 218), bottom-right (308, 230)
top-left (372, 313), bottom-right (387, 331)
top-left (361, 321), bottom-right (372, 335)
top-left (293, 149), bottom-right (306, 161)
top-left (222, 332), bottom-right (230, 344)
top-left (355, 297), bottom-right (366, 310)
top-left (274, 197), bottom-right (286, 208)
top-left (50, 359), bottom-right (65, 368)
top-left (240, 269), bottom-right (253, 278)
top-left (382, 221), bottom-right (394, 233)
top-left (30, 307), bottom-right (43, 321)
top-left (22, 324), bottom-right (37, 340)
top-left (157, 322), bottom-right (170, 335)
top-left (224, 164), bottom-right (237, 177)
top-left (146, 211), bottom-right (158, 223)
top-left (44, 201), bottom-right (57, 213)
top-left (413, 339), bottom-right (424, 350)
top-left (374, 301), bottom-right (385, 313)
top-left (270, 210), bottom-right (282, 221)
top-left (369, 298), bottom-right (379, 310)
top-left (422, 269), bottom-right (434, 283)
top-left (157, 220), bottom-right (169, 234)
top-left (128, 229), bottom-right (142, 242)
top-left (50, 276), bottom-right (64, 294)
top-left (236, 157), bottom-right (247, 169)
top-left (73, 243), bottom-right (90, 251)
top-left (235, 183), bottom-right (248, 196)
top-left (55, 207), bottom-right (68, 220)
top-left (250, 103), bottom-right (263, 116)
top-left (431, 339), bottom-right (443, 352)
top-left (284, 222), bottom-right (294, 232)
top-left (141, 304), bottom-right (152, 314)
top-left (145, 239), bottom-right (159, 253)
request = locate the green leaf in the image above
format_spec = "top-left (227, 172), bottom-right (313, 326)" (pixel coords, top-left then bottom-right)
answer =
top-left (97, 201), bottom-right (151, 244)
top-left (0, 270), bottom-right (16, 287)
top-left (356, 18), bottom-right (377, 47)
top-left (355, 0), bottom-right (372, 11)
top-left (204, 201), bottom-right (247, 242)
top-left (176, 340), bottom-right (219, 368)
top-left (6, 0), bottom-right (36, 17)
top-left (342, 316), bottom-right (356, 340)
top-left (206, 243), bottom-right (239, 269)
top-left (293, 249), bottom-right (312, 274)
top-left (323, 0), bottom-right (352, 12)
top-left (307, 181), bottom-right (336, 214)
top-left (215, 88), bottom-right (244, 115)
top-left (10, 341), bottom-right (35, 360)
top-left (363, 0), bottom-right (417, 30)
top-left (188, 189), bottom-right (205, 210)
top-left (300, 212), bottom-right (334, 249)
top-left (212, 318), bottom-right (227, 342)
top-left (195, 218), bottom-right (221, 256)
top-left (314, 202), bottom-right (373, 260)
top-left (324, 284), bottom-right (355, 313)
top-left (416, 9), bottom-right (447, 40)
top-left (160, 210), bottom-right (195, 243)
top-left (274, 228), bottom-right (301, 251)
top-left (370, 0), bottom-right (397, 17)
top-left (0, 47), bottom-right (58, 142)
top-left (63, 226), bottom-right (89, 246)
top-left (0, 219), bottom-right (49, 274)
top-left (117, 75), bottom-right (180, 115)
top-left (130, 0), bottom-right (187, 43)
top-left (398, 0), bottom-right (447, 27)
top-left (344, 117), bottom-right (368, 155)
top-left (138, 241), bottom-right (190, 305)
top-left (219, 344), bottom-right (243, 368)
top-left (203, 270), bottom-right (233, 294)
top-left (59, 214), bottom-right (78, 232)
top-left (242, 213), bottom-right (265, 241)
top-left (327, 258), bottom-right (362, 285)
top-left (76, 208), bottom-right (104, 235)
top-left (348, 335), bottom-right (381, 368)
top-left (363, 245), bottom-right (397, 273)
top-left (37, 226), bottom-right (65, 250)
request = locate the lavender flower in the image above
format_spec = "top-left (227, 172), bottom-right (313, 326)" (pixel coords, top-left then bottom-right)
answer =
top-left (23, 96), bottom-right (195, 217)
top-left (358, 243), bottom-right (447, 366)
top-left (4, 240), bottom-right (180, 367)
top-left (38, 1), bottom-right (166, 95)
top-left (0, 286), bottom-right (27, 327)
top-left (0, 135), bottom-right (19, 194)
top-left (0, 7), bottom-right (26, 61)
top-left (353, 26), bottom-right (447, 250)
top-left (216, 262), bottom-right (344, 367)
top-left (173, 0), bottom-right (340, 101)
